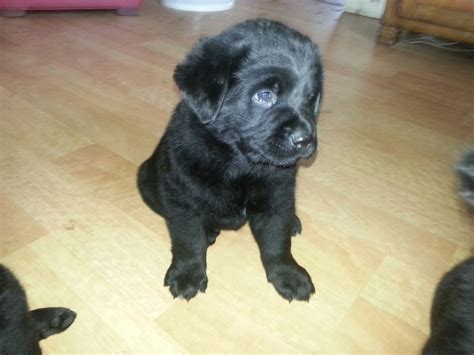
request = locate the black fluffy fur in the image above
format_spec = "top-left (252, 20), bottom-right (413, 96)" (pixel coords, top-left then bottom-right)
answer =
top-left (423, 258), bottom-right (474, 355)
top-left (422, 148), bottom-right (474, 354)
top-left (138, 19), bottom-right (323, 301)
top-left (0, 264), bottom-right (76, 355)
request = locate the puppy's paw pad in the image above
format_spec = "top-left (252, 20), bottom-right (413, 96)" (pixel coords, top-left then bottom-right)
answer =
top-left (268, 264), bottom-right (315, 301)
top-left (164, 265), bottom-right (208, 301)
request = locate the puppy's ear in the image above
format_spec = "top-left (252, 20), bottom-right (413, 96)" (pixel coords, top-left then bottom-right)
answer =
top-left (30, 307), bottom-right (76, 340)
top-left (174, 38), bottom-right (248, 124)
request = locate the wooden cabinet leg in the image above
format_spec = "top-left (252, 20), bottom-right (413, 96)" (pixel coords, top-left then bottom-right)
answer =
top-left (377, 25), bottom-right (400, 45)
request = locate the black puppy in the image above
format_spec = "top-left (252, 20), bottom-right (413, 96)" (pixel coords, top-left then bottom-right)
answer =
top-left (0, 264), bottom-right (76, 355)
top-left (422, 149), bottom-right (474, 354)
top-left (138, 19), bottom-right (323, 301)
top-left (422, 257), bottom-right (474, 355)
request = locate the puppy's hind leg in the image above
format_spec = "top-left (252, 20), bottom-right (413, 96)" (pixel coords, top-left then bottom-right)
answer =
top-left (164, 215), bottom-right (209, 301)
top-left (137, 159), bottom-right (164, 216)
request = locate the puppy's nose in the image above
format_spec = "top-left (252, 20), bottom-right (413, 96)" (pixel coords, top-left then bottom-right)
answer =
top-left (290, 130), bottom-right (313, 149)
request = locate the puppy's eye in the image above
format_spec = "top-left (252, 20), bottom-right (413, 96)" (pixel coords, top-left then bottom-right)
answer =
top-left (253, 89), bottom-right (276, 107)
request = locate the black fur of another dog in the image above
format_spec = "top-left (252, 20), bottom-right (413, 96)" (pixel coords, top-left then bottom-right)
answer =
top-left (138, 19), bottom-right (323, 301)
top-left (423, 258), bottom-right (474, 355)
top-left (422, 149), bottom-right (474, 354)
top-left (0, 264), bottom-right (76, 355)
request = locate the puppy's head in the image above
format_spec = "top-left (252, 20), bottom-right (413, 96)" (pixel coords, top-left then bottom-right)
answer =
top-left (174, 19), bottom-right (323, 166)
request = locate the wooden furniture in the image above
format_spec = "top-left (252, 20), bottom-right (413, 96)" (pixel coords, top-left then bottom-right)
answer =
top-left (378, 0), bottom-right (474, 45)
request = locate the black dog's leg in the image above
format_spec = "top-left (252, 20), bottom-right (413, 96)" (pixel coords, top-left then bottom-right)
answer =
top-left (164, 215), bottom-right (208, 300)
top-left (249, 212), bottom-right (315, 302)
top-left (292, 215), bottom-right (302, 237)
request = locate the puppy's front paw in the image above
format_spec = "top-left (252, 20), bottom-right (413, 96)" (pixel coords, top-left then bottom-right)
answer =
top-left (267, 263), bottom-right (315, 302)
top-left (164, 263), bottom-right (208, 301)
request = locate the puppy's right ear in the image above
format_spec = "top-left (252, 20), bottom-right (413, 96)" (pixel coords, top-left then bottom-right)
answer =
top-left (174, 38), bottom-right (248, 124)
top-left (30, 307), bottom-right (76, 340)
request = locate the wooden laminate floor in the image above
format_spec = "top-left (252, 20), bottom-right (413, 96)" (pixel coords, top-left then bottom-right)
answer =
top-left (1, 0), bottom-right (473, 353)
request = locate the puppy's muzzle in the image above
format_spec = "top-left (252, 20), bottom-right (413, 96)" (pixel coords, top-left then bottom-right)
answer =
top-left (290, 128), bottom-right (313, 150)
top-left (289, 119), bottom-right (317, 153)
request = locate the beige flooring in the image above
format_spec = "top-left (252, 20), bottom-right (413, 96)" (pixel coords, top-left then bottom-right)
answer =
top-left (1, 0), bottom-right (473, 353)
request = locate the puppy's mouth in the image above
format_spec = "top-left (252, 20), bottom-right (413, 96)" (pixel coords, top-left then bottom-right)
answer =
top-left (252, 139), bottom-right (317, 167)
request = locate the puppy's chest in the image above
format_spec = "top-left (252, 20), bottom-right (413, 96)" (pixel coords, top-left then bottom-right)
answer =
top-left (208, 181), bottom-right (268, 229)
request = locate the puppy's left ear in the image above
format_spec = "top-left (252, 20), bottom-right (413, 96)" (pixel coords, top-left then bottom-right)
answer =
top-left (174, 39), bottom-right (248, 124)
top-left (30, 307), bottom-right (76, 340)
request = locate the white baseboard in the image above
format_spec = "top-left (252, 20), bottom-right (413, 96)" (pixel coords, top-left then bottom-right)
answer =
top-left (344, 0), bottom-right (387, 19)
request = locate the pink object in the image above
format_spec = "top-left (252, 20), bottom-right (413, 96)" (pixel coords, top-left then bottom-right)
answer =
top-left (0, 0), bottom-right (142, 16)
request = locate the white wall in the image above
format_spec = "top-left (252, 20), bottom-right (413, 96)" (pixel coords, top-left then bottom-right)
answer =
top-left (344, 0), bottom-right (387, 19)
